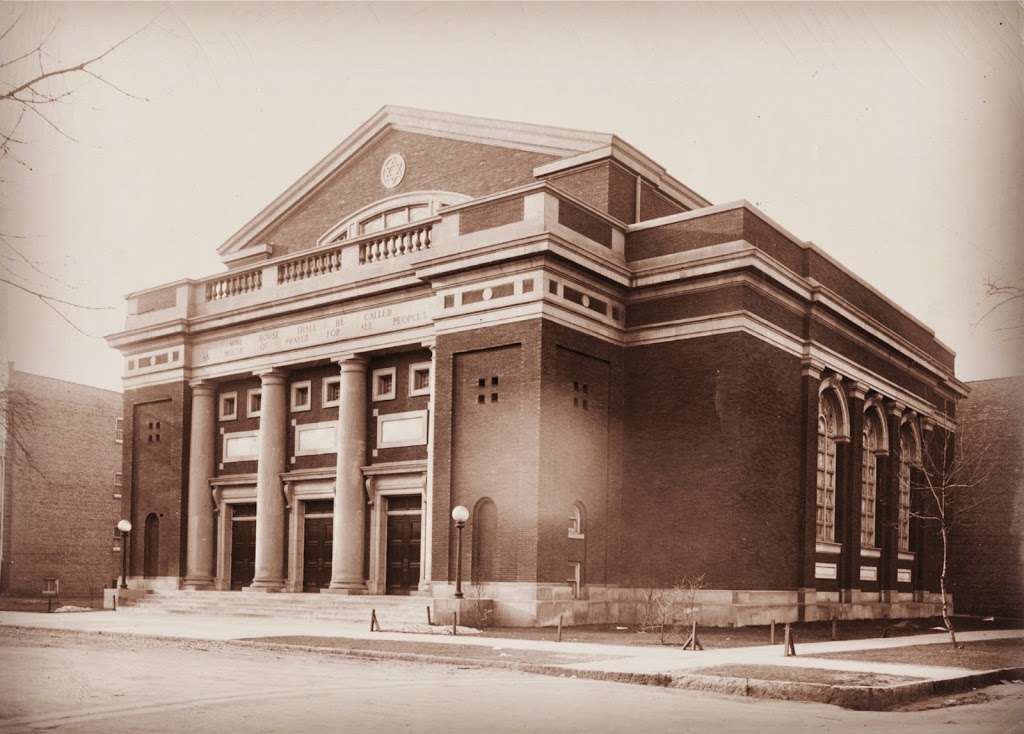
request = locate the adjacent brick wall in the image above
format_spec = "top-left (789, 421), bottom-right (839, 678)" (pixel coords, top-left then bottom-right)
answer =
top-left (2, 372), bottom-right (122, 597)
top-left (951, 377), bottom-right (1024, 618)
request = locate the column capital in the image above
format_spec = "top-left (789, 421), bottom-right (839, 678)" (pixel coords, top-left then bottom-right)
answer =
top-left (253, 368), bottom-right (288, 385)
top-left (845, 381), bottom-right (869, 401)
top-left (333, 354), bottom-right (368, 372)
top-left (885, 400), bottom-right (907, 418)
top-left (189, 380), bottom-right (217, 396)
top-left (921, 415), bottom-right (936, 434)
top-left (421, 338), bottom-right (437, 351)
top-left (801, 358), bottom-right (826, 379)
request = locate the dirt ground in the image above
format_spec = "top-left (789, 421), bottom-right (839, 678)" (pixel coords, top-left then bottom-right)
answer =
top-left (818, 637), bottom-right (1024, 670)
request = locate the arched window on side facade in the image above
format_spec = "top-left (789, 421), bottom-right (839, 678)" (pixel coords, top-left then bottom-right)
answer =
top-left (568, 502), bottom-right (586, 539)
top-left (898, 419), bottom-right (922, 552)
top-left (861, 403), bottom-right (888, 548)
top-left (816, 388), bottom-right (845, 542)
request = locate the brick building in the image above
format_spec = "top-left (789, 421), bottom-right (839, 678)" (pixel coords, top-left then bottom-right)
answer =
top-left (950, 376), bottom-right (1024, 619)
top-left (0, 364), bottom-right (122, 598)
top-left (107, 107), bottom-right (965, 626)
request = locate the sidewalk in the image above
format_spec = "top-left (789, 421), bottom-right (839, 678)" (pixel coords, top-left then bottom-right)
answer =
top-left (2, 609), bottom-right (1021, 708)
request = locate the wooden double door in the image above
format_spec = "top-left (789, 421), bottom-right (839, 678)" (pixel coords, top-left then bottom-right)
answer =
top-left (230, 516), bottom-right (256, 590)
top-left (303, 516), bottom-right (333, 592)
top-left (386, 511), bottom-right (421, 595)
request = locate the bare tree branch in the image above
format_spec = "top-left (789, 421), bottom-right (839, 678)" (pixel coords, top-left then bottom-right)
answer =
top-left (0, 276), bottom-right (115, 311)
top-left (0, 20), bottom-right (149, 103)
top-left (977, 277), bottom-right (1024, 326)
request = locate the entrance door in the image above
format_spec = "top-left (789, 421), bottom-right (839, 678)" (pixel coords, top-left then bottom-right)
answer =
top-left (386, 513), bottom-right (421, 595)
top-left (303, 517), bottom-right (333, 591)
top-left (230, 519), bottom-right (256, 590)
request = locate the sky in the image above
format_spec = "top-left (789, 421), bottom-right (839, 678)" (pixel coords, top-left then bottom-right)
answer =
top-left (1, 2), bottom-right (1021, 392)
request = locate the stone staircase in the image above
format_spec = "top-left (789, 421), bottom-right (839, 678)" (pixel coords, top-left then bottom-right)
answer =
top-left (119, 589), bottom-right (434, 626)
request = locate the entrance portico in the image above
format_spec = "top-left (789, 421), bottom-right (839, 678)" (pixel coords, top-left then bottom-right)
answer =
top-left (186, 345), bottom-right (435, 597)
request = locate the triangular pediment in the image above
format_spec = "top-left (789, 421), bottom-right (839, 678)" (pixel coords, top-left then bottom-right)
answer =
top-left (217, 106), bottom-right (614, 262)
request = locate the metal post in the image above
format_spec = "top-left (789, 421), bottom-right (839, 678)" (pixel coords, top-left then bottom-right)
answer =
top-left (454, 521), bottom-right (465, 599)
top-left (120, 531), bottom-right (129, 590)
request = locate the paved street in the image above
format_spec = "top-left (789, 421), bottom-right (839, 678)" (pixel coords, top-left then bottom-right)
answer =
top-left (1, 628), bottom-right (1022, 733)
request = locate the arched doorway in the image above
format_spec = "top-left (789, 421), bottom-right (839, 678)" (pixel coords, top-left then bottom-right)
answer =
top-left (471, 499), bottom-right (497, 584)
top-left (144, 513), bottom-right (160, 578)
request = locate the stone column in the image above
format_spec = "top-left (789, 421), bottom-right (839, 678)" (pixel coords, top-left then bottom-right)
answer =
top-left (247, 369), bottom-right (288, 592)
top-left (284, 484), bottom-right (304, 593)
top-left (798, 359), bottom-right (824, 600)
top-left (419, 341), bottom-right (436, 593)
top-left (327, 355), bottom-right (368, 594)
top-left (881, 401), bottom-right (905, 601)
top-left (183, 382), bottom-right (216, 589)
top-left (842, 383), bottom-right (867, 600)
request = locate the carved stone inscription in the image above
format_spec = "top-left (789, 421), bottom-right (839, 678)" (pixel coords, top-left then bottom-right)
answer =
top-left (193, 298), bottom-right (434, 367)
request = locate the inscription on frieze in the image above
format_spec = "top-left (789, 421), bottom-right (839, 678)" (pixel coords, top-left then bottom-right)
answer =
top-left (193, 298), bottom-right (433, 367)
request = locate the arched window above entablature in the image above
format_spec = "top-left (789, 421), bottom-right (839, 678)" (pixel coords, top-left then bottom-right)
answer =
top-left (316, 190), bottom-right (471, 246)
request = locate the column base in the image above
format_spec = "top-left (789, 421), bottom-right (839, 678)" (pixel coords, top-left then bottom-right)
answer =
top-left (244, 579), bottom-right (285, 593)
top-left (324, 581), bottom-right (366, 595)
top-left (181, 576), bottom-right (215, 591)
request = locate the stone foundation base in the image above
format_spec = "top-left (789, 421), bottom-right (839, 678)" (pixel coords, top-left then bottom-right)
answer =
top-left (429, 583), bottom-right (947, 628)
top-left (122, 576), bottom-right (181, 592)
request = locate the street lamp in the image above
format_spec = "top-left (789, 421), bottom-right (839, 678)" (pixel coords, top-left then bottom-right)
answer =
top-left (451, 505), bottom-right (469, 599)
top-left (117, 519), bottom-right (132, 590)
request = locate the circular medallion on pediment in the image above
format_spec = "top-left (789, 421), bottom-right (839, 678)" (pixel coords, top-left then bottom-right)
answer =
top-left (380, 153), bottom-right (406, 189)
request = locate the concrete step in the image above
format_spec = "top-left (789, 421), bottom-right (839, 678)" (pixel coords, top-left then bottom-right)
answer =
top-left (120, 591), bottom-right (433, 624)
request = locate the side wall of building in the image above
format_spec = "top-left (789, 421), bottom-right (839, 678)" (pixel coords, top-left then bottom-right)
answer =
top-left (951, 377), bottom-right (1024, 618)
top-left (621, 332), bottom-right (804, 591)
top-left (2, 372), bottom-right (121, 597)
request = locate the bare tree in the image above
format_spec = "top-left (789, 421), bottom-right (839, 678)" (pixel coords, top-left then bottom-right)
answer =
top-left (0, 9), bottom-right (149, 332)
top-left (979, 277), bottom-right (1024, 332)
top-left (911, 407), bottom-right (993, 648)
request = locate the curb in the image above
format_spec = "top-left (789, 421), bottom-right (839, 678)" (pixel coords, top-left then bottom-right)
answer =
top-left (667, 667), bottom-right (1024, 710)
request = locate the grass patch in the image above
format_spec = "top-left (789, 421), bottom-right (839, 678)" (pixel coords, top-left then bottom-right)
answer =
top-left (687, 664), bottom-right (921, 687)
top-left (243, 635), bottom-right (619, 666)
top-left (818, 637), bottom-right (1024, 671)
